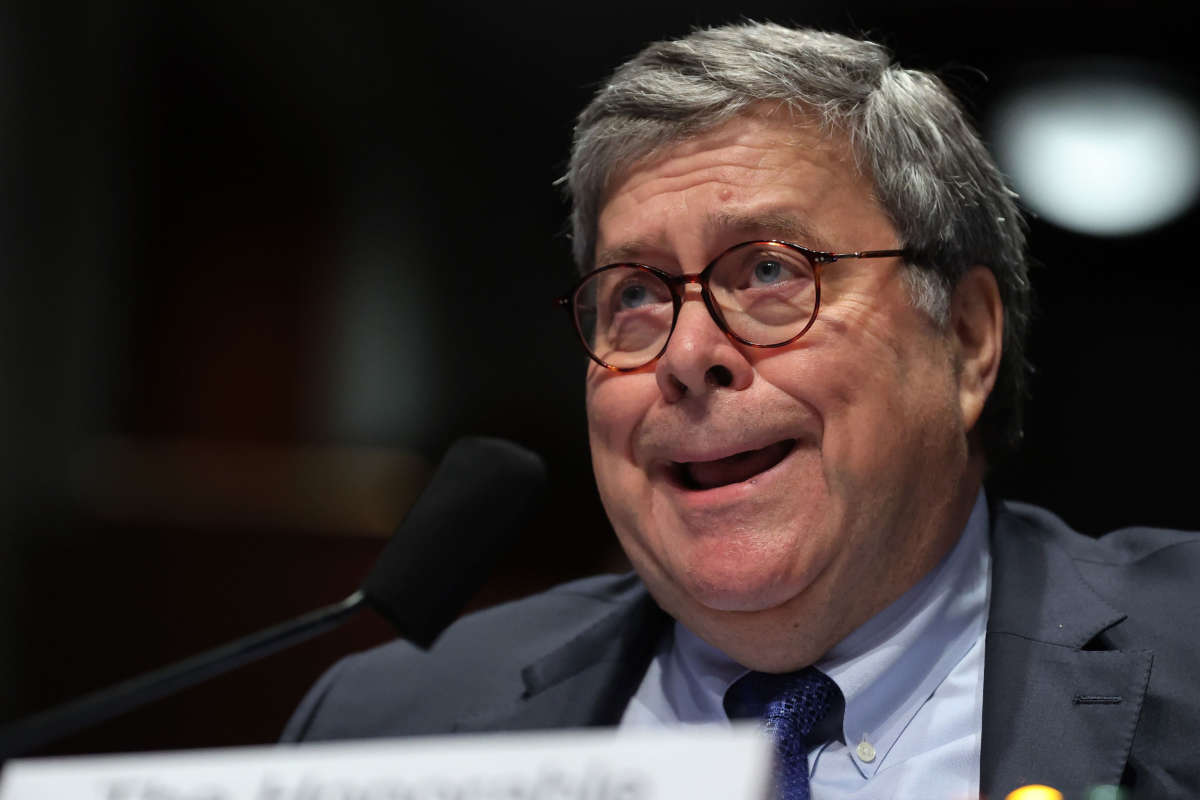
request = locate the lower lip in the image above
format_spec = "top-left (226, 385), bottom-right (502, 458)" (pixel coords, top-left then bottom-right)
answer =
top-left (662, 442), bottom-right (800, 509)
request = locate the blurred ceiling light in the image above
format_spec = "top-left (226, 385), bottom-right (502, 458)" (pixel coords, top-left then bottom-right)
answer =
top-left (990, 64), bottom-right (1200, 236)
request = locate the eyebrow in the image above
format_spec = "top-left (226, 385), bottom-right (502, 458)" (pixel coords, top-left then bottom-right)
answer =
top-left (594, 239), bottom-right (656, 268)
top-left (707, 210), bottom-right (832, 251)
top-left (594, 209), bottom-right (834, 268)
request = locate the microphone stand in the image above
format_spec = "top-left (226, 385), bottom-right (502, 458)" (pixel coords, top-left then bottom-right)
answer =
top-left (0, 591), bottom-right (364, 762)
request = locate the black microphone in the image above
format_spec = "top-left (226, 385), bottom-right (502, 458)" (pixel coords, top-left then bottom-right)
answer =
top-left (362, 436), bottom-right (546, 646)
top-left (0, 436), bottom-right (546, 761)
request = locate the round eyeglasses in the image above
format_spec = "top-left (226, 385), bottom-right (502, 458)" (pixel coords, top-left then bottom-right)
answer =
top-left (556, 239), bottom-right (909, 371)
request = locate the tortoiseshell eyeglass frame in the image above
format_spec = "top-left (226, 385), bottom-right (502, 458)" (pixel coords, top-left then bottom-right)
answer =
top-left (555, 239), bottom-right (910, 372)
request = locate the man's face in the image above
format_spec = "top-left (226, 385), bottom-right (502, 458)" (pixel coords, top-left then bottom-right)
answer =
top-left (586, 113), bottom-right (982, 669)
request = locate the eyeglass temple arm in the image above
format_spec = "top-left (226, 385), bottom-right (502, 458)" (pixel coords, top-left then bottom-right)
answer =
top-left (828, 248), bottom-right (910, 261)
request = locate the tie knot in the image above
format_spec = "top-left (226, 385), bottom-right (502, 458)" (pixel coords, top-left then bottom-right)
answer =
top-left (724, 666), bottom-right (839, 741)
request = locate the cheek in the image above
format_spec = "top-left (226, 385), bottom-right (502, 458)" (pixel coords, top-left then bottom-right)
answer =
top-left (585, 371), bottom-right (653, 468)
top-left (585, 374), bottom-right (662, 561)
top-left (825, 345), bottom-right (961, 501)
top-left (756, 307), bottom-right (954, 483)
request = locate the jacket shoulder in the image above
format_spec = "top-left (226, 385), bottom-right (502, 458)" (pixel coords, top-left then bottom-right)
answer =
top-left (996, 500), bottom-right (1200, 649)
top-left (281, 573), bottom-right (648, 742)
top-left (997, 501), bottom-right (1200, 565)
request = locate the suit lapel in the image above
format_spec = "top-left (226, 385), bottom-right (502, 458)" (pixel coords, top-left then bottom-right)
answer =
top-left (454, 585), bottom-right (669, 733)
top-left (981, 506), bottom-right (1151, 798)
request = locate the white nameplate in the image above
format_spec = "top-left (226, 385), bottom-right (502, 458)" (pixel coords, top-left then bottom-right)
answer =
top-left (0, 725), bottom-right (772, 800)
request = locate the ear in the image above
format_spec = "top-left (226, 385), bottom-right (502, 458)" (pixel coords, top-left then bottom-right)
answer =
top-left (950, 266), bottom-right (1004, 433)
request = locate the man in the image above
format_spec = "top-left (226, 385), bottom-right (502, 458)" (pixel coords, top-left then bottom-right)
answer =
top-left (282, 23), bottom-right (1200, 799)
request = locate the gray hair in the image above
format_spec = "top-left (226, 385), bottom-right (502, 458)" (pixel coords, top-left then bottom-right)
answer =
top-left (564, 22), bottom-right (1031, 457)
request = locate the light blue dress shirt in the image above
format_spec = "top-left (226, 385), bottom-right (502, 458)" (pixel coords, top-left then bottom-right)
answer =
top-left (619, 492), bottom-right (992, 799)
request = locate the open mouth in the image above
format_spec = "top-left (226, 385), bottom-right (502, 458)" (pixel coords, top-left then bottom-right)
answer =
top-left (670, 439), bottom-right (797, 491)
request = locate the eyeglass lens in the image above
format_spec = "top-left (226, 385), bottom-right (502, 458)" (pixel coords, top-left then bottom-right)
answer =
top-left (574, 241), bottom-right (818, 369)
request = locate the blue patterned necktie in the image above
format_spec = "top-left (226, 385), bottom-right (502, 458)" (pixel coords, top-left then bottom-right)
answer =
top-left (724, 667), bottom-right (840, 800)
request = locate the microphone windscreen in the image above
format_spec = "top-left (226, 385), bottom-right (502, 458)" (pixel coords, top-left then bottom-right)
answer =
top-left (361, 436), bottom-right (547, 648)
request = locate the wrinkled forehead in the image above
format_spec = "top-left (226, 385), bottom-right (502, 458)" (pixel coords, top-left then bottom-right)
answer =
top-left (599, 105), bottom-right (858, 202)
top-left (592, 111), bottom-right (878, 266)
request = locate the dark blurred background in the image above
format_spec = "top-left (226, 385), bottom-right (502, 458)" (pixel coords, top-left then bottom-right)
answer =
top-left (1, 0), bottom-right (1196, 757)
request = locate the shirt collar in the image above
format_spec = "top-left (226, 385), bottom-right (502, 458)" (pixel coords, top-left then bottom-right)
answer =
top-left (816, 489), bottom-right (991, 776)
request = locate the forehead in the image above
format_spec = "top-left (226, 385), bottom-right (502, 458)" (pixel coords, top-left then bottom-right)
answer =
top-left (595, 113), bottom-right (889, 266)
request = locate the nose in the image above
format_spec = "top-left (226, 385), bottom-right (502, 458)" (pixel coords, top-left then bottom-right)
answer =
top-left (655, 293), bottom-right (754, 402)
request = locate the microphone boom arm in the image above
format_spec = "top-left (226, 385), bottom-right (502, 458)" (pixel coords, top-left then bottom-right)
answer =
top-left (0, 590), bottom-right (365, 762)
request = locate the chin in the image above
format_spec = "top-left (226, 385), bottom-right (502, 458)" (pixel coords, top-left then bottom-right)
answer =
top-left (681, 564), bottom-right (802, 613)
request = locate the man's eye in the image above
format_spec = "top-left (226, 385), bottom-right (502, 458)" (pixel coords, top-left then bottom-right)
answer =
top-left (619, 283), bottom-right (652, 308)
top-left (752, 259), bottom-right (787, 285)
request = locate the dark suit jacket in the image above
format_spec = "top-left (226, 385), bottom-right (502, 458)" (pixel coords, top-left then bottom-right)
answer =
top-left (282, 502), bottom-right (1200, 798)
